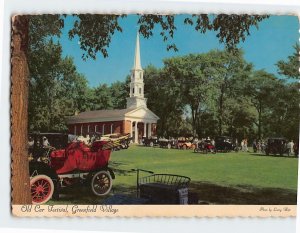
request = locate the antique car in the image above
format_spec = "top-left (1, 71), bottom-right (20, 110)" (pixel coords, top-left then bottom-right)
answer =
top-left (158, 138), bottom-right (177, 149)
top-left (265, 138), bottom-right (288, 156)
top-left (177, 137), bottom-right (194, 150)
top-left (214, 136), bottom-right (237, 152)
top-left (28, 133), bottom-right (126, 204)
top-left (194, 139), bottom-right (216, 154)
top-left (142, 136), bottom-right (159, 147)
top-left (101, 133), bottom-right (131, 150)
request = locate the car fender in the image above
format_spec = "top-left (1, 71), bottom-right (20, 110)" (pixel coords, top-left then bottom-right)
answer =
top-left (106, 167), bottom-right (115, 179)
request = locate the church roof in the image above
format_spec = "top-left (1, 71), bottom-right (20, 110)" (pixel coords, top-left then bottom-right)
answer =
top-left (67, 109), bottom-right (131, 122)
top-left (66, 106), bottom-right (159, 124)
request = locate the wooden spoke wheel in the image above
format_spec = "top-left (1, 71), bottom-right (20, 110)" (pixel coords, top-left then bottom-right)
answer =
top-left (91, 171), bottom-right (112, 196)
top-left (30, 175), bottom-right (54, 204)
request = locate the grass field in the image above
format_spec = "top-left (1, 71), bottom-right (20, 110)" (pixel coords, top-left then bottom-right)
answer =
top-left (112, 145), bottom-right (298, 190)
top-left (53, 145), bottom-right (298, 205)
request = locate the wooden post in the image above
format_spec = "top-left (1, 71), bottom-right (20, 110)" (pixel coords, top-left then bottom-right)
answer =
top-left (11, 15), bottom-right (32, 204)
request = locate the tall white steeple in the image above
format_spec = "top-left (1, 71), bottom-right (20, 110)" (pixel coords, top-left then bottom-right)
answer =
top-left (126, 32), bottom-right (147, 109)
top-left (132, 32), bottom-right (142, 70)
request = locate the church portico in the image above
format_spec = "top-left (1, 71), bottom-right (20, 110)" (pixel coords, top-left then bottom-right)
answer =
top-left (128, 120), bottom-right (157, 143)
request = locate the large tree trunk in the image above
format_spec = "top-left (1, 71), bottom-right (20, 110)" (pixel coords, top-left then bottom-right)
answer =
top-left (11, 15), bottom-right (32, 204)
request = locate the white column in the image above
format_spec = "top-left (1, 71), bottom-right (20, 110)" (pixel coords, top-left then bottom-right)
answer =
top-left (80, 125), bottom-right (83, 135)
top-left (87, 125), bottom-right (90, 133)
top-left (110, 124), bottom-right (113, 134)
top-left (134, 121), bottom-right (138, 143)
top-left (130, 121), bottom-right (133, 137)
top-left (148, 123), bottom-right (152, 137)
top-left (102, 124), bottom-right (105, 135)
top-left (143, 122), bottom-right (147, 137)
top-left (94, 125), bottom-right (97, 132)
top-left (74, 125), bottom-right (77, 135)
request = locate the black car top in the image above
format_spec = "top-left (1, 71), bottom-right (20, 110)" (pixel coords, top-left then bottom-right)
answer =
top-left (29, 133), bottom-right (70, 150)
top-left (215, 136), bottom-right (233, 143)
top-left (267, 137), bottom-right (287, 142)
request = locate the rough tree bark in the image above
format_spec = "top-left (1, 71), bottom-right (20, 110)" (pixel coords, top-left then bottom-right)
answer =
top-left (11, 15), bottom-right (32, 204)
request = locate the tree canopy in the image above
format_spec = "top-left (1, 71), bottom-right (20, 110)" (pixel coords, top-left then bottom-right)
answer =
top-left (26, 14), bottom-right (269, 132)
top-left (26, 14), bottom-right (298, 141)
top-left (277, 43), bottom-right (300, 80)
top-left (68, 14), bottom-right (268, 59)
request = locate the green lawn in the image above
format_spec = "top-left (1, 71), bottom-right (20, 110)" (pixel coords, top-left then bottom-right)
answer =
top-left (52, 145), bottom-right (298, 204)
top-left (111, 145), bottom-right (298, 191)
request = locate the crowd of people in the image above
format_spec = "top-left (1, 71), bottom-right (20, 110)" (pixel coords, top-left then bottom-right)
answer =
top-left (251, 139), bottom-right (266, 153)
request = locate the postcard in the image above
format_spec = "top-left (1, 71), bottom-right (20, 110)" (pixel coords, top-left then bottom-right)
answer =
top-left (10, 12), bottom-right (299, 217)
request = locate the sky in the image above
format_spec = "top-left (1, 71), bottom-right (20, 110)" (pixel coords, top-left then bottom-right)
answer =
top-left (58, 15), bottom-right (299, 87)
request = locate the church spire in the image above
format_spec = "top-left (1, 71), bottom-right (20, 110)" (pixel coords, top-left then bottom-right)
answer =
top-left (132, 32), bottom-right (142, 70)
top-left (126, 31), bottom-right (147, 109)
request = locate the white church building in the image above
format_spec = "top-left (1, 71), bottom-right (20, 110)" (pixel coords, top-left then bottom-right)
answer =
top-left (67, 33), bottom-right (159, 143)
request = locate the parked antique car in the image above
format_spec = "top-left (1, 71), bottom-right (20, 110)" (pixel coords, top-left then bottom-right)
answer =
top-left (194, 139), bottom-right (216, 154)
top-left (265, 138), bottom-right (288, 156)
top-left (177, 137), bottom-right (194, 150)
top-left (214, 136), bottom-right (237, 152)
top-left (142, 136), bottom-right (159, 147)
top-left (158, 138), bottom-right (177, 149)
top-left (101, 133), bottom-right (131, 150)
top-left (27, 133), bottom-right (127, 204)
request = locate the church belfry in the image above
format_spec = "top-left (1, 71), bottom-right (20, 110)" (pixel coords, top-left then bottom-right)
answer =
top-left (127, 33), bottom-right (147, 109)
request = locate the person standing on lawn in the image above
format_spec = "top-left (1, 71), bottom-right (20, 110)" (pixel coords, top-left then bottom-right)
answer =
top-left (241, 139), bottom-right (245, 152)
top-left (287, 140), bottom-right (294, 156)
top-left (244, 139), bottom-right (248, 152)
top-left (252, 139), bottom-right (257, 153)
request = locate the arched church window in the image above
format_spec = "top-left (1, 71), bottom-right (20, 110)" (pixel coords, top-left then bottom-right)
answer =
top-left (139, 88), bottom-right (142, 94)
top-left (132, 88), bottom-right (135, 94)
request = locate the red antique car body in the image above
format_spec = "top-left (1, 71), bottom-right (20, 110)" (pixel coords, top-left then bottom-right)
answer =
top-left (28, 133), bottom-right (129, 204)
top-left (50, 141), bottom-right (111, 174)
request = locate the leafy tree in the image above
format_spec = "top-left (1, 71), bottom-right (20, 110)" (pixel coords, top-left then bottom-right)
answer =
top-left (28, 40), bottom-right (92, 131)
top-left (90, 84), bottom-right (113, 110)
top-left (110, 81), bottom-right (129, 109)
top-left (143, 65), bottom-right (184, 137)
top-left (244, 70), bottom-right (282, 139)
top-left (69, 14), bottom-right (268, 59)
top-left (210, 50), bottom-right (252, 135)
top-left (277, 44), bottom-right (299, 79)
top-left (162, 50), bottom-right (252, 138)
top-left (162, 54), bottom-right (214, 137)
top-left (263, 82), bottom-right (299, 140)
top-left (224, 96), bottom-right (257, 140)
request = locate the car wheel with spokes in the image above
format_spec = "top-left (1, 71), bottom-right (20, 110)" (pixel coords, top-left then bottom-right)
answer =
top-left (91, 170), bottom-right (112, 196)
top-left (30, 175), bottom-right (54, 204)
